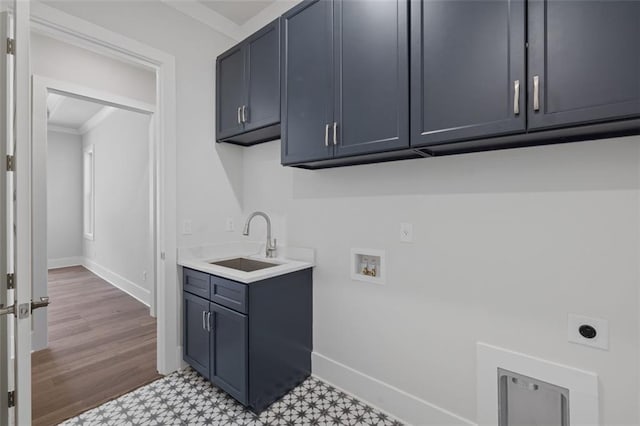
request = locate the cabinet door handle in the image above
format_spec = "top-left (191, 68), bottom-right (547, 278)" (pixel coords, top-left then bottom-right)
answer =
top-left (533, 75), bottom-right (540, 112)
top-left (237, 106), bottom-right (242, 124)
top-left (207, 312), bottom-right (213, 332)
top-left (325, 124), bottom-right (329, 147)
top-left (513, 80), bottom-right (520, 115)
top-left (202, 310), bottom-right (207, 330)
top-left (242, 105), bottom-right (247, 123)
top-left (333, 122), bottom-right (338, 145)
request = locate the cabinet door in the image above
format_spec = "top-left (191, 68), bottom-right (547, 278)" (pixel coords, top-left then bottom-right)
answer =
top-left (334, 0), bottom-right (409, 158)
top-left (216, 45), bottom-right (246, 140)
top-left (528, 0), bottom-right (640, 130)
top-left (210, 302), bottom-right (248, 405)
top-left (410, 0), bottom-right (526, 146)
top-left (281, 0), bottom-right (334, 164)
top-left (245, 19), bottom-right (281, 133)
top-left (183, 293), bottom-right (210, 379)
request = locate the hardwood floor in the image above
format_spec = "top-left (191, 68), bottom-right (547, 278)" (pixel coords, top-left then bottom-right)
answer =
top-left (32, 266), bottom-right (162, 426)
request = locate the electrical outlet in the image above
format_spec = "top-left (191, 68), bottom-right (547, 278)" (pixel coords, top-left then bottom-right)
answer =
top-left (568, 314), bottom-right (609, 350)
top-left (226, 218), bottom-right (235, 232)
top-left (142, 271), bottom-right (147, 282)
top-left (400, 222), bottom-right (413, 243)
top-left (182, 220), bottom-right (192, 235)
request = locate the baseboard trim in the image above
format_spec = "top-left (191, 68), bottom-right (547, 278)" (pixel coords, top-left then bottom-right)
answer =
top-left (311, 352), bottom-right (476, 426)
top-left (83, 258), bottom-right (151, 307)
top-left (48, 256), bottom-right (83, 269)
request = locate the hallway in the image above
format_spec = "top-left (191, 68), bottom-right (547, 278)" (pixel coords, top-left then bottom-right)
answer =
top-left (32, 266), bottom-right (161, 426)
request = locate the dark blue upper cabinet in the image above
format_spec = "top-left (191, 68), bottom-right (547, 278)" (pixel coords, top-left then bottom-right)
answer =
top-left (334, 0), bottom-right (409, 158)
top-left (410, 0), bottom-right (526, 147)
top-left (216, 45), bottom-right (246, 140)
top-left (281, 0), bottom-right (334, 164)
top-left (527, 0), bottom-right (640, 130)
top-left (282, 0), bottom-right (410, 166)
top-left (216, 19), bottom-right (281, 145)
top-left (244, 21), bottom-right (281, 134)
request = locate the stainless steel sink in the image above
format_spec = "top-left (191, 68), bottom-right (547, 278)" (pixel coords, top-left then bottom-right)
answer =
top-left (209, 257), bottom-right (279, 272)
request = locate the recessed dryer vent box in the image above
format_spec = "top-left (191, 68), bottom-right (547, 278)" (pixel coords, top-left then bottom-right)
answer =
top-left (498, 368), bottom-right (570, 426)
top-left (351, 248), bottom-right (385, 285)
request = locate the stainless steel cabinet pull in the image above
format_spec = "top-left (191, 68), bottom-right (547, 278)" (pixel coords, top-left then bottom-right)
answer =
top-left (207, 312), bottom-right (213, 332)
top-left (237, 106), bottom-right (242, 124)
top-left (242, 105), bottom-right (247, 123)
top-left (202, 311), bottom-right (207, 330)
top-left (325, 124), bottom-right (329, 147)
top-left (513, 80), bottom-right (520, 115)
top-left (333, 122), bottom-right (338, 145)
top-left (533, 75), bottom-right (540, 111)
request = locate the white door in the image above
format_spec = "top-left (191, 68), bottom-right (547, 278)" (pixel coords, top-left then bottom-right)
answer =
top-left (1, 0), bottom-right (33, 424)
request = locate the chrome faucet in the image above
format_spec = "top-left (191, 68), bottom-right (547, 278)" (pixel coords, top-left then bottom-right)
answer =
top-left (242, 211), bottom-right (277, 258)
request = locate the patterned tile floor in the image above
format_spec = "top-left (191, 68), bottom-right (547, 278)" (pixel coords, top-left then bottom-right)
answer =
top-left (61, 368), bottom-right (403, 425)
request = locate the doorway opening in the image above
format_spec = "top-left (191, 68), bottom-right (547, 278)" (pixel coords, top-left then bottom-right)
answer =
top-left (31, 87), bottom-right (160, 425)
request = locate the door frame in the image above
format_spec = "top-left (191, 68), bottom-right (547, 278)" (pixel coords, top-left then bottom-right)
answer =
top-left (14, 0), bottom-right (32, 423)
top-left (32, 75), bottom-right (157, 351)
top-left (29, 2), bottom-right (180, 375)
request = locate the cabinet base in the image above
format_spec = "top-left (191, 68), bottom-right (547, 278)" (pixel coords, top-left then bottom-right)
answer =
top-left (286, 117), bottom-right (640, 169)
top-left (218, 123), bottom-right (281, 146)
top-left (249, 371), bottom-right (311, 414)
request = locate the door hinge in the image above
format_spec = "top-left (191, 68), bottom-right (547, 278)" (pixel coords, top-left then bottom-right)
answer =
top-left (6, 38), bottom-right (14, 55)
top-left (7, 273), bottom-right (14, 290)
top-left (8, 391), bottom-right (14, 408)
top-left (6, 155), bottom-right (14, 172)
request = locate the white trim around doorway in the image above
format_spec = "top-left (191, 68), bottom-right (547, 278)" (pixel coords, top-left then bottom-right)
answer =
top-left (32, 75), bottom-right (155, 350)
top-left (29, 2), bottom-right (180, 376)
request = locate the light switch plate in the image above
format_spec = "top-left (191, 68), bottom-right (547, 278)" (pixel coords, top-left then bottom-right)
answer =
top-left (568, 314), bottom-right (609, 350)
top-left (400, 222), bottom-right (413, 242)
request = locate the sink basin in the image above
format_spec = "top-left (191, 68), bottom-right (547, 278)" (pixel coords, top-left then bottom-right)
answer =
top-left (209, 257), bottom-right (279, 272)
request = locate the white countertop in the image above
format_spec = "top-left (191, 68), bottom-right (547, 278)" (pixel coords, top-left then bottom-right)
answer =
top-left (177, 242), bottom-right (315, 284)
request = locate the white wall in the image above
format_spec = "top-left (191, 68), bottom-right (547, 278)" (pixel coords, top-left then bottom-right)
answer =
top-left (40, 0), bottom-right (246, 249)
top-left (46, 130), bottom-right (83, 265)
top-left (31, 32), bottom-right (156, 105)
top-left (82, 108), bottom-right (153, 299)
top-left (242, 137), bottom-right (640, 426)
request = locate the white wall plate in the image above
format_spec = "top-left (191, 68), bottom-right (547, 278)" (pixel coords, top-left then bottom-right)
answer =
top-left (567, 314), bottom-right (609, 350)
top-left (350, 248), bottom-right (386, 285)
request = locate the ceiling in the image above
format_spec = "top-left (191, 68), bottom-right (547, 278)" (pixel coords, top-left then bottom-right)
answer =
top-left (197, 0), bottom-right (276, 25)
top-left (47, 93), bottom-right (113, 134)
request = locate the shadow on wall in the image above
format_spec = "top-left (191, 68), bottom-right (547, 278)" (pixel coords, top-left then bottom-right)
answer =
top-left (215, 141), bottom-right (245, 210)
top-left (290, 136), bottom-right (640, 199)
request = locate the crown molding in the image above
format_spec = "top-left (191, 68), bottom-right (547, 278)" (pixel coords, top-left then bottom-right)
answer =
top-left (48, 105), bottom-right (116, 136)
top-left (239, 0), bottom-right (301, 38)
top-left (161, 0), bottom-right (303, 42)
top-left (47, 124), bottom-right (81, 135)
top-left (79, 106), bottom-right (116, 135)
top-left (47, 93), bottom-right (66, 120)
top-left (160, 0), bottom-right (243, 41)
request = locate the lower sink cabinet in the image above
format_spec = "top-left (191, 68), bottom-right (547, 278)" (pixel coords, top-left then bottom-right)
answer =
top-left (182, 267), bottom-right (313, 413)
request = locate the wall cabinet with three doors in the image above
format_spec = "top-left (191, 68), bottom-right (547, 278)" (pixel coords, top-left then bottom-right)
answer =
top-left (216, 0), bottom-right (640, 168)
